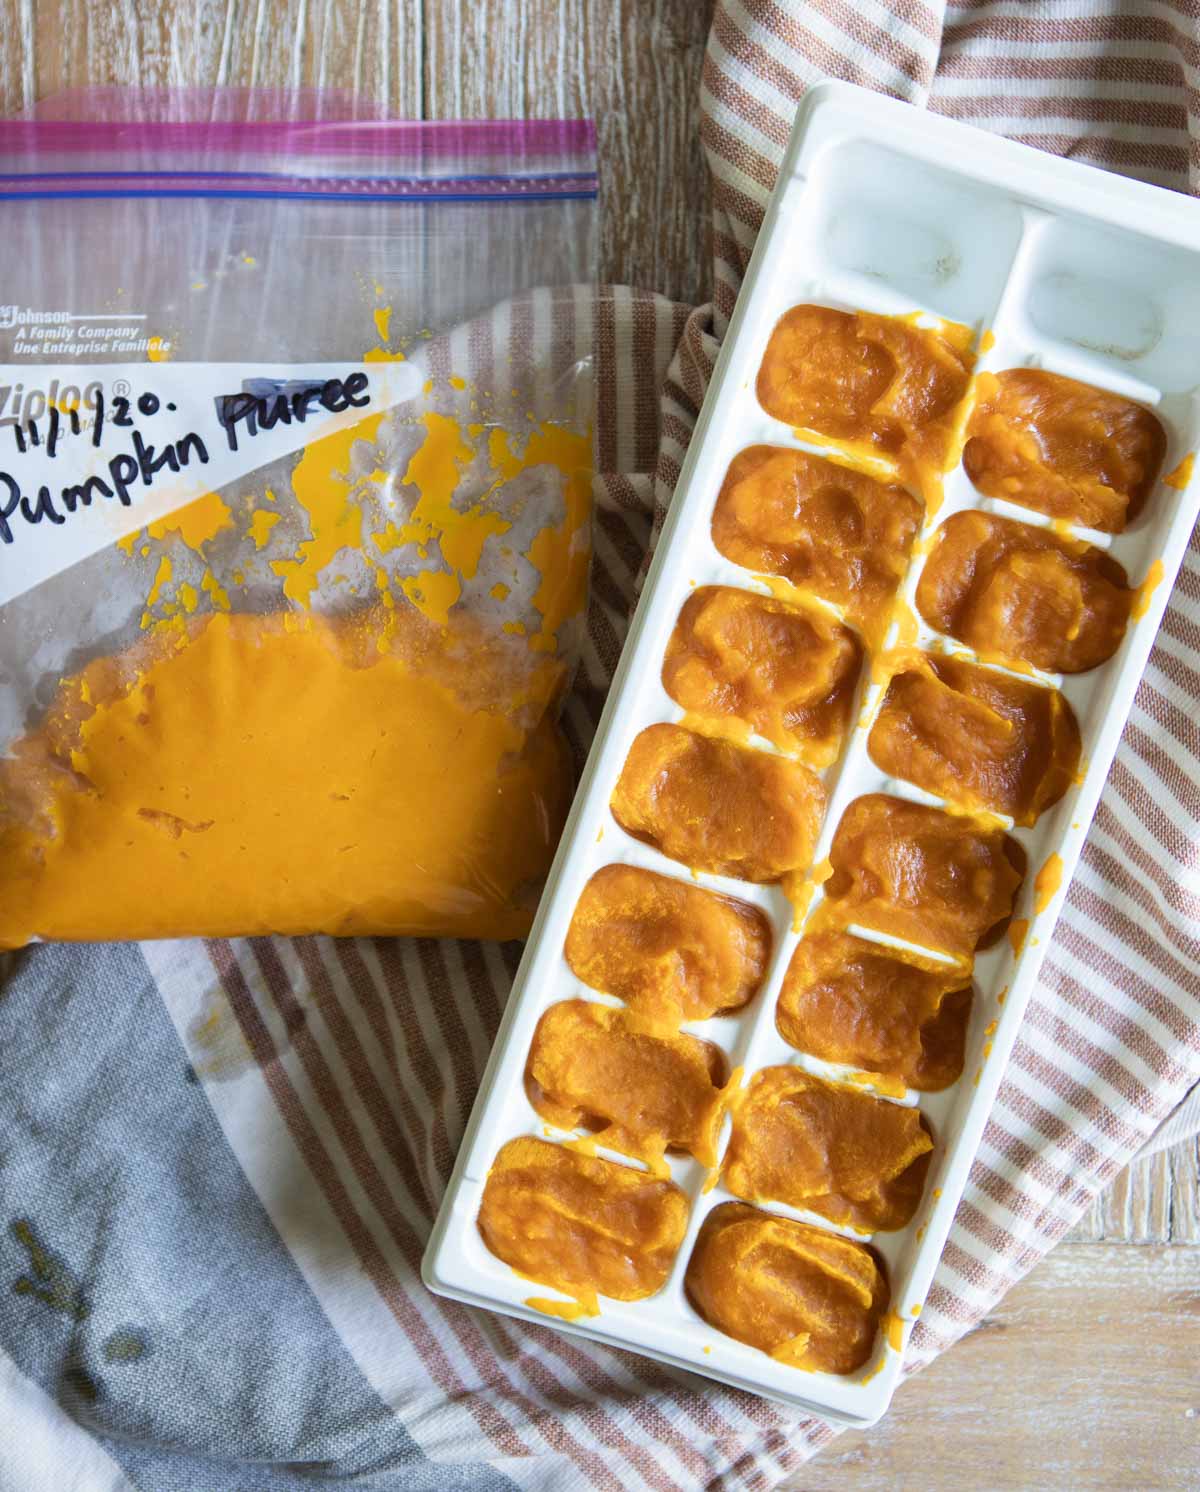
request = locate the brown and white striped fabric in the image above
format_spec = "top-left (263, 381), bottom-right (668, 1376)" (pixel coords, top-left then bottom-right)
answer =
top-left (15, 6), bottom-right (1196, 1490)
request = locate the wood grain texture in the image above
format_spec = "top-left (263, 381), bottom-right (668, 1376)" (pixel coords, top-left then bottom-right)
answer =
top-left (425, 0), bottom-right (714, 303)
top-left (10, 0), bottom-right (421, 116)
top-left (792, 1245), bottom-right (1200, 1492)
top-left (0, 0), bottom-right (36, 112)
top-left (302, 0), bottom-right (422, 114)
top-left (1069, 1134), bottom-right (1200, 1244)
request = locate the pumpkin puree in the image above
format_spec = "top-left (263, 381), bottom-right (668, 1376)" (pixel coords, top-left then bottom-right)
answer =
top-left (685, 1203), bottom-right (889, 1374)
top-left (0, 403), bottom-right (591, 946)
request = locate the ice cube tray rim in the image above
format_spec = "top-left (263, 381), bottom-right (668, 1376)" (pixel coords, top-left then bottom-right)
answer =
top-left (423, 80), bottom-right (1200, 1430)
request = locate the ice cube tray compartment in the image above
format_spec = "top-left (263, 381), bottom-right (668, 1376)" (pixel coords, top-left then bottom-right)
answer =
top-left (424, 82), bottom-right (1200, 1428)
top-left (797, 139), bottom-right (1026, 328)
top-left (1021, 215), bottom-right (1200, 393)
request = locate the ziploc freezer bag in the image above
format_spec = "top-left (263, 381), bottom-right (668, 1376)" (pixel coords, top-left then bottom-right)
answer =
top-left (0, 102), bottom-right (597, 945)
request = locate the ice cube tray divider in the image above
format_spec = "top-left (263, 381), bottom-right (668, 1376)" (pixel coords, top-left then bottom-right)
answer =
top-left (424, 80), bottom-right (1200, 1427)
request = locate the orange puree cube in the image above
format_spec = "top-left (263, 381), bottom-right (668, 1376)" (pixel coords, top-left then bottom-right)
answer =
top-left (711, 444), bottom-right (922, 634)
top-left (869, 653), bottom-right (1081, 826)
top-left (685, 1202), bottom-right (889, 1373)
top-left (477, 1136), bottom-right (687, 1302)
top-left (564, 864), bottom-right (771, 1023)
top-left (662, 585), bottom-right (862, 764)
top-left (916, 510), bottom-right (1131, 674)
top-left (610, 722), bottom-right (825, 883)
top-left (525, 999), bottom-right (728, 1166)
top-left (723, 1066), bottom-right (933, 1232)
top-left (777, 929), bottom-right (971, 1091)
top-left (755, 303), bottom-right (973, 489)
top-left (964, 368), bottom-right (1166, 533)
top-left (823, 793), bottom-right (1025, 962)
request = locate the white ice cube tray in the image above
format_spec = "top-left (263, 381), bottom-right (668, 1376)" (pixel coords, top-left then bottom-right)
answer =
top-left (424, 81), bottom-right (1200, 1427)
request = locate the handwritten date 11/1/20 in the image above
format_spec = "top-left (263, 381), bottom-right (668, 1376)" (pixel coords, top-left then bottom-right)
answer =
top-left (9, 387), bottom-right (170, 457)
top-left (4, 371), bottom-right (372, 461)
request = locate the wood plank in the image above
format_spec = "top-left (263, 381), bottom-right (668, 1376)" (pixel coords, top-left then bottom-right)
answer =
top-left (0, 0), bottom-right (35, 114)
top-left (8, 0), bottom-right (419, 116)
top-left (424, 0), bottom-right (715, 303)
top-left (31, 0), bottom-right (232, 100)
top-left (1069, 1134), bottom-right (1200, 1245)
top-left (792, 1244), bottom-right (1200, 1492)
top-left (302, 0), bottom-right (422, 116)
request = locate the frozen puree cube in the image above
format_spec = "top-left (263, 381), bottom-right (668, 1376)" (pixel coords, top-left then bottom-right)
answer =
top-left (755, 303), bottom-right (973, 494)
top-left (711, 443), bottom-right (922, 637)
top-left (610, 722), bottom-right (825, 884)
top-left (963, 368), bottom-right (1166, 533)
top-left (822, 793), bottom-right (1026, 962)
top-left (777, 928), bottom-right (971, 1091)
top-left (916, 510), bottom-right (1132, 674)
top-left (477, 1136), bottom-right (688, 1302)
top-left (662, 584), bottom-right (862, 765)
top-left (723, 1066), bottom-right (933, 1232)
top-left (685, 1202), bottom-right (889, 1374)
top-left (868, 652), bottom-right (1081, 826)
top-left (525, 999), bottom-right (728, 1167)
top-left (564, 863), bottom-right (771, 1023)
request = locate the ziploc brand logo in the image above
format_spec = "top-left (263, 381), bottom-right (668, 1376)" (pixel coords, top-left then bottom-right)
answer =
top-left (0, 377), bottom-right (106, 429)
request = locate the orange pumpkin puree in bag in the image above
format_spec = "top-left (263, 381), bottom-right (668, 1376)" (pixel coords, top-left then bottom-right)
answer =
top-left (0, 605), bottom-right (573, 945)
top-left (0, 411), bottom-right (591, 946)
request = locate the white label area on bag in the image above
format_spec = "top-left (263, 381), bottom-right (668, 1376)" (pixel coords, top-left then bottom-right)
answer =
top-left (0, 360), bottom-right (424, 607)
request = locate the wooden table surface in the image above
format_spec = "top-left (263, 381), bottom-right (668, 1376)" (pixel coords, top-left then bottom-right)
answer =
top-left (2, 1), bottom-right (1197, 1486)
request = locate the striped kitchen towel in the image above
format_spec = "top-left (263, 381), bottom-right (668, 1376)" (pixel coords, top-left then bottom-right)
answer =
top-left (2, 3), bottom-right (1198, 1490)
